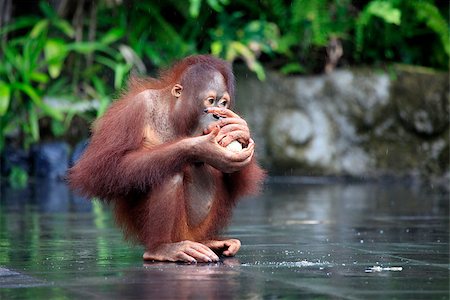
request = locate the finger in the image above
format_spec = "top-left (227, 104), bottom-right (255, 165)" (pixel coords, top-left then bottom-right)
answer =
top-left (204, 118), bottom-right (247, 135)
top-left (204, 121), bottom-right (219, 134)
top-left (218, 124), bottom-right (249, 135)
top-left (229, 143), bottom-right (254, 162)
top-left (223, 152), bottom-right (254, 174)
top-left (218, 117), bottom-right (247, 126)
top-left (192, 244), bottom-right (220, 262)
top-left (235, 150), bottom-right (255, 168)
top-left (188, 242), bottom-right (217, 257)
top-left (204, 121), bottom-right (223, 135)
top-left (176, 252), bottom-right (197, 264)
top-left (228, 240), bottom-right (241, 252)
top-left (205, 240), bottom-right (226, 249)
top-left (220, 131), bottom-right (250, 147)
top-left (207, 126), bottom-right (220, 139)
top-left (233, 150), bottom-right (255, 171)
top-left (223, 240), bottom-right (241, 256)
top-left (205, 107), bottom-right (240, 119)
top-left (184, 248), bottom-right (213, 263)
top-left (243, 139), bottom-right (255, 151)
top-left (217, 119), bottom-right (247, 132)
top-left (240, 141), bottom-right (255, 155)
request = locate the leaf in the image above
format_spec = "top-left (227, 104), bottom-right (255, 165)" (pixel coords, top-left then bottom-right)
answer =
top-left (44, 39), bottom-right (67, 78)
top-left (28, 108), bottom-right (40, 142)
top-left (30, 72), bottom-right (49, 84)
top-left (4, 45), bottom-right (22, 71)
top-left (355, 0), bottom-right (401, 56)
top-left (145, 7), bottom-right (186, 50)
top-left (101, 27), bottom-right (125, 45)
top-left (92, 76), bottom-right (106, 96)
top-left (41, 104), bottom-right (64, 122)
top-left (12, 82), bottom-right (64, 121)
top-left (211, 41), bottom-right (223, 56)
top-left (30, 20), bottom-right (49, 38)
top-left (39, 2), bottom-right (56, 19)
top-left (97, 97), bottom-right (110, 118)
top-left (46, 78), bottom-right (69, 96)
top-left (66, 42), bottom-right (104, 54)
top-left (227, 41), bottom-right (266, 80)
top-left (144, 47), bottom-right (163, 66)
top-left (0, 81), bottom-right (11, 116)
top-left (366, 1), bottom-right (401, 25)
top-left (252, 62), bottom-right (266, 81)
top-left (0, 16), bottom-right (39, 36)
top-left (95, 55), bottom-right (117, 69)
top-left (280, 62), bottom-right (306, 75)
top-left (206, 0), bottom-right (224, 12)
top-left (12, 83), bottom-right (42, 105)
top-left (53, 19), bottom-right (75, 38)
top-left (114, 63), bottom-right (127, 89)
top-left (413, 2), bottom-right (450, 56)
top-left (27, 36), bottom-right (46, 70)
top-left (51, 119), bottom-right (66, 137)
top-left (189, 0), bottom-right (201, 18)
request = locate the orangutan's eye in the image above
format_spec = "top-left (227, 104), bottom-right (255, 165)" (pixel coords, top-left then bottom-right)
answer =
top-left (219, 99), bottom-right (228, 107)
top-left (204, 97), bottom-right (215, 107)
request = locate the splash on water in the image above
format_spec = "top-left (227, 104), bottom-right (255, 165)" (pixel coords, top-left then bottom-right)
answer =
top-left (242, 260), bottom-right (332, 268)
top-left (365, 266), bottom-right (403, 273)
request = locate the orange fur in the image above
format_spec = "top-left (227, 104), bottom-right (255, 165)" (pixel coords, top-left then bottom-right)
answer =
top-left (68, 55), bottom-right (265, 251)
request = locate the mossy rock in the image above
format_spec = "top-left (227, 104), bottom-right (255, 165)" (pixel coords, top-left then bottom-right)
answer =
top-left (392, 66), bottom-right (449, 136)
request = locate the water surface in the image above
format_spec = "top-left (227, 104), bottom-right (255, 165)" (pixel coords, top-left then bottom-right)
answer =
top-left (1, 179), bottom-right (448, 299)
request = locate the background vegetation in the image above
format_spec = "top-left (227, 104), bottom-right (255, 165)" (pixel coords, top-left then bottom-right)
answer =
top-left (0, 0), bottom-right (449, 185)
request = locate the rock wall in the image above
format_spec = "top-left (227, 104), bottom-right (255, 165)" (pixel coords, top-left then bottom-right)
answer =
top-left (235, 65), bottom-right (449, 182)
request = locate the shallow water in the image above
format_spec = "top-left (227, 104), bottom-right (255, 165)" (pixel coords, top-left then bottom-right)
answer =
top-left (0, 179), bottom-right (448, 299)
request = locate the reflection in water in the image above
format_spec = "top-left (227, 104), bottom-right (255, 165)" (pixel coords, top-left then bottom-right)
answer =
top-left (1, 179), bottom-right (92, 213)
top-left (130, 259), bottom-right (243, 299)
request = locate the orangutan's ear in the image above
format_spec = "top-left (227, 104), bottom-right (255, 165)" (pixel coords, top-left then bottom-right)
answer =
top-left (171, 84), bottom-right (183, 98)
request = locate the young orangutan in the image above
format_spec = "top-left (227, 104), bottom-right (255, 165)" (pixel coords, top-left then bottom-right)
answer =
top-left (68, 55), bottom-right (265, 263)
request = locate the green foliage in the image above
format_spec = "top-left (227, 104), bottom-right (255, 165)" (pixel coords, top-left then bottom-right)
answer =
top-left (356, 0), bottom-right (402, 55)
top-left (251, 0), bottom-right (355, 74)
top-left (210, 13), bottom-right (280, 80)
top-left (413, 1), bottom-right (450, 56)
top-left (0, 5), bottom-right (67, 151)
top-left (8, 166), bottom-right (28, 189)
top-left (0, 2), bottom-right (143, 151)
top-left (0, 2), bottom-right (143, 186)
top-left (48, 0), bottom-right (450, 78)
top-left (354, 0), bottom-right (449, 68)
